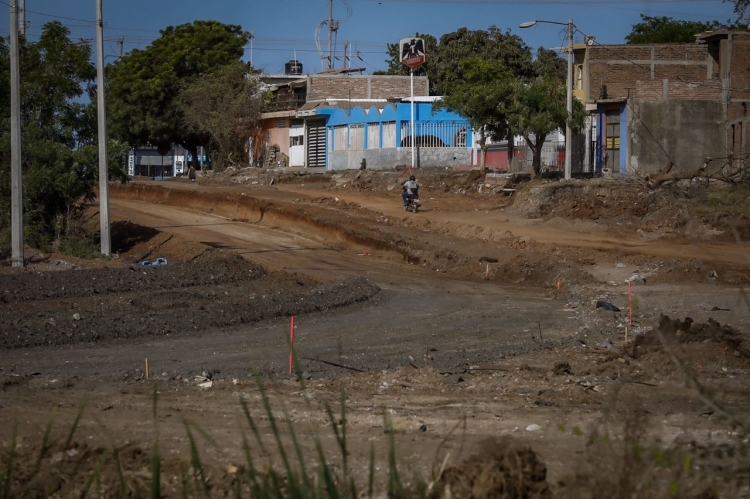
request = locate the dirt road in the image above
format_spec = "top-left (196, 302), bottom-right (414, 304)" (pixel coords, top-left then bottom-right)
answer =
top-left (1, 173), bottom-right (749, 498)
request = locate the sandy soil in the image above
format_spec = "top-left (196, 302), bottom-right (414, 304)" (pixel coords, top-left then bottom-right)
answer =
top-left (1, 169), bottom-right (749, 497)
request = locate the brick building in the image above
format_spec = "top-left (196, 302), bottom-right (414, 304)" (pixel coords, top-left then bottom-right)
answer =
top-left (574, 30), bottom-right (750, 175)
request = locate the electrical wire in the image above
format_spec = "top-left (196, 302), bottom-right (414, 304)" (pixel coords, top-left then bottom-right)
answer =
top-left (0, 0), bottom-right (95, 24)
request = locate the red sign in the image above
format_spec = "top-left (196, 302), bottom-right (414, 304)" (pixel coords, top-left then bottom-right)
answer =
top-left (400, 37), bottom-right (426, 69)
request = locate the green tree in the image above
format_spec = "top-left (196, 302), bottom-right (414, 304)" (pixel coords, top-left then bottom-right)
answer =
top-left (507, 77), bottom-right (586, 175)
top-left (0, 22), bottom-right (127, 251)
top-left (626, 15), bottom-right (734, 44)
top-left (727, 0), bottom-right (750, 20)
top-left (437, 57), bottom-right (512, 172)
top-left (107, 21), bottom-right (250, 167)
top-left (382, 27), bottom-right (534, 96)
top-left (177, 62), bottom-right (264, 170)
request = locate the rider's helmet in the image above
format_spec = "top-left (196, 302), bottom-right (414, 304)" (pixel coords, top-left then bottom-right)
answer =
top-left (409, 175), bottom-right (416, 181)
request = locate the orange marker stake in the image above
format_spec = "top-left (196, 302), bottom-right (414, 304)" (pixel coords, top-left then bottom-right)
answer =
top-left (288, 316), bottom-right (296, 375)
top-left (628, 280), bottom-right (633, 326)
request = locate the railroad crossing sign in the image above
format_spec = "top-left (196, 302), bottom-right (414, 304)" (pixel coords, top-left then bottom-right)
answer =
top-left (399, 37), bottom-right (425, 69)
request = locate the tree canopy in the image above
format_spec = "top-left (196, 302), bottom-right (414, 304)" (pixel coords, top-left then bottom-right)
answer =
top-left (107, 21), bottom-right (251, 165)
top-left (438, 57), bottom-right (512, 171)
top-left (0, 22), bottom-right (127, 252)
top-left (382, 26), bottom-right (534, 95)
top-left (507, 77), bottom-right (586, 174)
top-left (177, 62), bottom-right (264, 169)
top-left (626, 15), bottom-right (736, 44)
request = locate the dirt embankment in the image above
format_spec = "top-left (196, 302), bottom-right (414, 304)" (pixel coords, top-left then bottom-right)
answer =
top-left (0, 225), bottom-right (380, 350)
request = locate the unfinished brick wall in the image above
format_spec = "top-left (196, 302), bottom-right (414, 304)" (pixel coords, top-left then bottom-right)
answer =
top-left (586, 45), bottom-right (721, 101)
top-left (307, 75), bottom-right (429, 101)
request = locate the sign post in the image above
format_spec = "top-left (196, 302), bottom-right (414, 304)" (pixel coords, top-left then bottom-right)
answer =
top-left (399, 37), bottom-right (426, 171)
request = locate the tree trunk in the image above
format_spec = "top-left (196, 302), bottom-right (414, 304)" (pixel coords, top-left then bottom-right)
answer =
top-left (525, 134), bottom-right (547, 176)
top-left (507, 130), bottom-right (515, 168)
top-left (183, 143), bottom-right (200, 170)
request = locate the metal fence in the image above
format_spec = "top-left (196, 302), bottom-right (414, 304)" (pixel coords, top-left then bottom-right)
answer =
top-left (400, 122), bottom-right (469, 148)
top-left (511, 133), bottom-right (596, 173)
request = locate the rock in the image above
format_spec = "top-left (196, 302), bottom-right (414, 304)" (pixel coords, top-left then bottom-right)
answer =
top-left (444, 373), bottom-right (465, 384)
top-left (596, 301), bottom-right (621, 312)
top-left (553, 361), bottom-right (572, 375)
top-left (72, 313), bottom-right (81, 321)
top-left (615, 263), bottom-right (627, 268)
top-left (227, 465), bottom-right (238, 475)
top-left (198, 381), bottom-right (213, 389)
top-left (525, 424), bottom-right (542, 432)
top-left (419, 422), bottom-right (428, 432)
top-left (626, 274), bottom-right (647, 284)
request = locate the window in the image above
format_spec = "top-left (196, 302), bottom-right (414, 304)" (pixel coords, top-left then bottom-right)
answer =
top-left (290, 135), bottom-right (304, 147)
top-left (275, 119), bottom-right (286, 128)
top-left (576, 65), bottom-right (583, 90)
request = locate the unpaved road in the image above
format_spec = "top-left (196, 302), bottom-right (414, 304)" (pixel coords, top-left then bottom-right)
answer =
top-left (1, 175), bottom-right (749, 498)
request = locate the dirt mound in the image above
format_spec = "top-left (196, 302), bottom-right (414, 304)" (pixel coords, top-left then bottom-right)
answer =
top-left (438, 437), bottom-right (551, 498)
top-left (0, 251), bottom-right (380, 348)
top-left (635, 315), bottom-right (749, 357)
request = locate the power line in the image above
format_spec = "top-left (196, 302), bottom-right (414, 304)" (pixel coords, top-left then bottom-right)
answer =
top-left (0, 0), bottom-right (95, 23)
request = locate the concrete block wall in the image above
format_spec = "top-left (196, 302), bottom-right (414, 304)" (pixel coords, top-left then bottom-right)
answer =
top-left (587, 45), bottom-right (717, 101)
top-left (628, 99), bottom-right (725, 174)
top-left (307, 75), bottom-right (429, 101)
top-left (328, 147), bottom-right (470, 170)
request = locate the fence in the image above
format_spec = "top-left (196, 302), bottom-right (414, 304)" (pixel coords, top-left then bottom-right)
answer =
top-left (400, 122), bottom-right (468, 148)
top-left (510, 134), bottom-right (596, 173)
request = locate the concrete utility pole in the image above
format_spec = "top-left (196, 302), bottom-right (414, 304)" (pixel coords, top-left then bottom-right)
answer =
top-left (96, 0), bottom-right (111, 255)
top-left (10, 0), bottom-right (24, 268)
top-left (19, 0), bottom-right (25, 36)
top-left (116, 36), bottom-right (124, 59)
top-left (564, 18), bottom-right (574, 181)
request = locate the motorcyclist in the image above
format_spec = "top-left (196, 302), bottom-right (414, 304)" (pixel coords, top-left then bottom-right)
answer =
top-left (402, 175), bottom-right (420, 208)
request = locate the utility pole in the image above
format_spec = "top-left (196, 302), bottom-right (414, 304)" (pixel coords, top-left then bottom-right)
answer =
top-left (96, 0), bottom-right (111, 255)
top-left (327, 0), bottom-right (333, 69)
top-left (10, 0), bottom-right (23, 268)
top-left (18, 0), bottom-right (25, 36)
top-left (116, 36), bottom-right (124, 59)
top-left (564, 18), bottom-right (573, 181)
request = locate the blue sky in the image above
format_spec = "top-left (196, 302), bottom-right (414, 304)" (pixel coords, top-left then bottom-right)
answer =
top-left (0, 0), bottom-right (739, 75)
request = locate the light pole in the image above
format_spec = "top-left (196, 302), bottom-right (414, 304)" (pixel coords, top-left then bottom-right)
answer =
top-left (520, 18), bottom-right (574, 181)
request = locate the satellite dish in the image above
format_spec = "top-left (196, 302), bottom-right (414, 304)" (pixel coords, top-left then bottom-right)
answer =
top-left (585, 36), bottom-right (596, 46)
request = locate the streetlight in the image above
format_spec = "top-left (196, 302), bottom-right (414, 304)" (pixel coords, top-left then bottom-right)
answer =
top-left (520, 18), bottom-right (574, 181)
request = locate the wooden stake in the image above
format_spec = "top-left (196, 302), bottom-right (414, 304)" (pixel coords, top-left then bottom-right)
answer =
top-left (289, 316), bottom-right (296, 375)
top-left (145, 357), bottom-right (149, 380)
top-left (628, 280), bottom-right (633, 326)
top-left (557, 277), bottom-right (561, 290)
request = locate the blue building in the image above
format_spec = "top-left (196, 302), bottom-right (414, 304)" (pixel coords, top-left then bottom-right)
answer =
top-left (299, 97), bottom-right (473, 170)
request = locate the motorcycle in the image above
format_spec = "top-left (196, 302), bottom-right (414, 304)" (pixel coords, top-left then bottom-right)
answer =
top-left (404, 193), bottom-right (420, 213)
